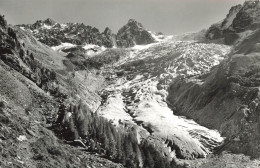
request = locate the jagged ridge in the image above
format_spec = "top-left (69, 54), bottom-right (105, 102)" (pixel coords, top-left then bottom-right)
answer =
top-left (206, 0), bottom-right (260, 45)
top-left (18, 18), bottom-right (157, 49)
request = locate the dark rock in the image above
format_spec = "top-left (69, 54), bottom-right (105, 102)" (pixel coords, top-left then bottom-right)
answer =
top-left (206, 1), bottom-right (260, 45)
top-left (116, 19), bottom-right (155, 47)
top-left (43, 18), bottom-right (56, 26)
top-left (0, 15), bottom-right (7, 28)
top-left (0, 101), bottom-right (5, 108)
top-left (103, 27), bottom-right (112, 36)
top-left (206, 24), bottom-right (223, 40)
top-left (0, 114), bottom-right (10, 124)
top-left (224, 32), bottom-right (240, 45)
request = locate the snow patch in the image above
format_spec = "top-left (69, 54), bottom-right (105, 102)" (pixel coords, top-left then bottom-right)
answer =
top-left (83, 44), bottom-right (106, 56)
top-left (60, 24), bottom-right (67, 30)
top-left (83, 44), bottom-right (99, 50)
top-left (148, 31), bottom-right (165, 42)
top-left (17, 135), bottom-right (27, 142)
top-left (97, 94), bottom-right (133, 125)
top-left (51, 43), bottom-right (76, 51)
top-left (42, 24), bottom-right (52, 29)
top-left (132, 43), bottom-right (155, 50)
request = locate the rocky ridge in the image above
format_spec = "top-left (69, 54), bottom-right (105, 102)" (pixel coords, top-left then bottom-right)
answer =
top-left (19, 18), bottom-right (116, 48)
top-left (19, 18), bottom-right (159, 51)
top-left (206, 0), bottom-right (260, 45)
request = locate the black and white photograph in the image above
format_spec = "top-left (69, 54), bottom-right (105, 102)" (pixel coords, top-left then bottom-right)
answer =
top-left (0, 0), bottom-right (260, 167)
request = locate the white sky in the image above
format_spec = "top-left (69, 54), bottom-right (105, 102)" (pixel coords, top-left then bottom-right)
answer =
top-left (0, 0), bottom-right (245, 35)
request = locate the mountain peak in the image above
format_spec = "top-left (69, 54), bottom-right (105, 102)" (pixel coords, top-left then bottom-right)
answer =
top-left (0, 14), bottom-right (7, 28)
top-left (206, 0), bottom-right (260, 44)
top-left (43, 18), bottom-right (56, 25)
top-left (116, 19), bottom-right (154, 47)
top-left (127, 19), bottom-right (137, 24)
top-left (103, 27), bottom-right (112, 35)
top-left (127, 19), bottom-right (143, 28)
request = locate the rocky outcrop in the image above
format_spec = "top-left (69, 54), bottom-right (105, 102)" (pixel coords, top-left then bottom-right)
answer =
top-left (206, 4), bottom-right (242, 40)
top-left (116, 19), bottom-right (155, 47)
top-left (206, 0), bottom-right (260, 45)
top-left (232, 0), bottom-right (260, 31)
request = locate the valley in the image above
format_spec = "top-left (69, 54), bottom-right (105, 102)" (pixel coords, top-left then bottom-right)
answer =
top-left (1, 0), bottom-right (260, 167)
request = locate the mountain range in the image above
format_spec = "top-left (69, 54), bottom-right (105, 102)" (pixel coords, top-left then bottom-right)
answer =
top-left (1, 0), bottom-right (260, 167)
top-left (18, 18), bottom-right (159, 49)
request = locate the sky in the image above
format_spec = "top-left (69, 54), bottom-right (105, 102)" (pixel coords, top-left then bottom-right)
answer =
top-left (0, 0), bottom-right (245, 35)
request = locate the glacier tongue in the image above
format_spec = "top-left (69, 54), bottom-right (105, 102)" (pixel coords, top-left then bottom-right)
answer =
top-left (97, 37), bottom-right (231, 159)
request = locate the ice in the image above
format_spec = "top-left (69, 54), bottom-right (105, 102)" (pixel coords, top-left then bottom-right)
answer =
top-left (97, 93), bottom-right (133, 125)
top-left (97, 38), bottom-right (231, 156)
top-left (99, 74), bottom-right (225, 155)
top-left (83, 44), bottom-right (99, 50)
top-left (148, 31), bottom-right (164, 42)
top-left (51, 42), bottom-right (76, 51)
top-left (132, 44), bottom-right (153, 50)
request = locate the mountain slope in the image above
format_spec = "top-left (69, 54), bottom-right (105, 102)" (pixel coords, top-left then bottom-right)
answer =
top-left (168, 4), bottom-right (260, 159)
top-left (0, 15), bottom-right (122, 168)
top-left (1, 14), bottom-right (179, 168)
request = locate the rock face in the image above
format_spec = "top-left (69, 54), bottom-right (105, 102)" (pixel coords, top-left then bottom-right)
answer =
top-left (206, 0), bottom-right (260, 45)
top-left (206, 4), bottom-right (242, 40)
top-left (116, 19), bottom-right (155, 47)
top-left (18, 18), bottom-right (155, 49)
